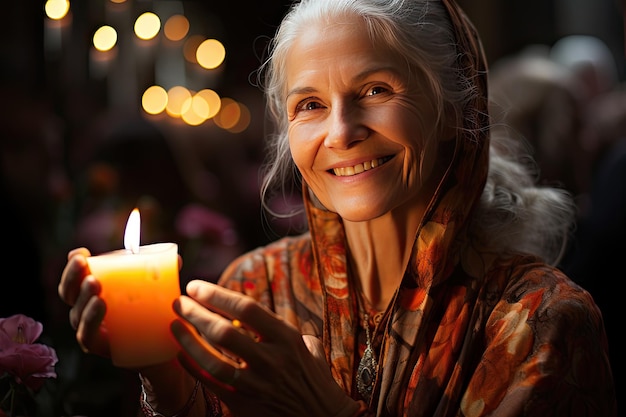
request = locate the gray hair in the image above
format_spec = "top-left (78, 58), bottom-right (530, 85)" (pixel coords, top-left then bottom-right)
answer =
top-left (475, 132), bottom-right (576, 265)
top-left (256, 0), bottom-right (575, 264)
top-left (258, 0), bottom-right (466, 210)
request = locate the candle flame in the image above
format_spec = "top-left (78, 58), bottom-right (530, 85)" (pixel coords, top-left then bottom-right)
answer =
top-left (124, 208), bottom-right (141, 254)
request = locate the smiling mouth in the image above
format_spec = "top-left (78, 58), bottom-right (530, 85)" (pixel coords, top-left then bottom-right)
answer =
top-left (331, 156), bottom-right (393, 177)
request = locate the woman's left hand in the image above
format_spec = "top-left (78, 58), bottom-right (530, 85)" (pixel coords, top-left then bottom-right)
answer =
top-left (171, 280), bottom-right (361, 417)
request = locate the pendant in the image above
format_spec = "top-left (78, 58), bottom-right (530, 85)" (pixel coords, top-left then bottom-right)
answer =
top-left (356, 344), bottom-right (377, 402)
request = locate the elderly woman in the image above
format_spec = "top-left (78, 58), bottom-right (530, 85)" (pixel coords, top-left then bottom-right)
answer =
top-left (58, 0), bottom-right (616, 416)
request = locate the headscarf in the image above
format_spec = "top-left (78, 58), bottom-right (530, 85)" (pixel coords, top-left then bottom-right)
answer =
top-left (302, 0), bottom-right (492, 414)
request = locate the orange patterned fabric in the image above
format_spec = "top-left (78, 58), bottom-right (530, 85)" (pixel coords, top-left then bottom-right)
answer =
top-left (219, 215), bottom-right (615, 416)
top-left (217, 0), bottom-right (616, 415)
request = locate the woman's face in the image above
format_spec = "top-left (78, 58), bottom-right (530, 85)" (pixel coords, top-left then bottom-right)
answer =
top-left (285, 15), bottom-right (443, 222)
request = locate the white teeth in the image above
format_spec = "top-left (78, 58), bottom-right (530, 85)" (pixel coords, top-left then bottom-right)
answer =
top-left (333, 157), bottom-right (388, 177)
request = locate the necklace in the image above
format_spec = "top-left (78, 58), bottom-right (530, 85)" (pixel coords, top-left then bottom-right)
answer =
top-left (356, 312), bottom-right (377, 403)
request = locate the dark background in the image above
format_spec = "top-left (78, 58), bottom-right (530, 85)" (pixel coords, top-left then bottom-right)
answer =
top-left (4, 1), bottom-right (625, 112)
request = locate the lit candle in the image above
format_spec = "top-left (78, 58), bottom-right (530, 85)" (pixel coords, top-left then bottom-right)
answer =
top-left (86, 208), bottom-right (181, 367)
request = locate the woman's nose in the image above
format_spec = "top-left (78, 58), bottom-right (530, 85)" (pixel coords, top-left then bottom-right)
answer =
top-left (323, 105), bottom-right (368, 149)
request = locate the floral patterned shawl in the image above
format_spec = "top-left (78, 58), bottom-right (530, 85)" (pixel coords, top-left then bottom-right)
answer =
top-left (217, 0), bottom-right (616, 415)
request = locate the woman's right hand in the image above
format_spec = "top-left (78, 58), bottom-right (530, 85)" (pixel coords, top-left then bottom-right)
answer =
top-left (57, 247), bottom-right (111, 358)
top-left (58, 248), bottom-right (200, 414)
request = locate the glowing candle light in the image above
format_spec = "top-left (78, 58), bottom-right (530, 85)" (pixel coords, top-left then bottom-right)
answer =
top-left (86, 208), bottom-right (181, 367)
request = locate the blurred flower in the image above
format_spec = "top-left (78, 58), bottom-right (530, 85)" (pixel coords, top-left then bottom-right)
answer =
top-left (176, 203), bottom-right (238, 245)
top-left (0, 314), bottom-right (58, 416)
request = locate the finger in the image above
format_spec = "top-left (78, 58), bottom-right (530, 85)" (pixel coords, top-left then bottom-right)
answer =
top-left (185, 280), bottom-right (243, 318)
top-left (171, 318), bottom-right (245, 395)
top-left (173, 296), bottom-right (259, 362)
top-left (58, 248), bottom-right (91, 306)
top-left (68, 276), bottom-right (101, 330)
top-left (183, 281), bottom-right (310, 382)
top-left (185, 281), bottom-right (286, 342)
top-left (68, 247), bottom-right (92, 260)
top-left (76, 294), bottom-right (110, 357)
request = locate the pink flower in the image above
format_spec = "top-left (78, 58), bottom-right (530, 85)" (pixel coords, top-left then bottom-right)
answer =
top-left (0, 315), bottom-right (43, 346)
top-left (0, 314), bottom-right (58, 392)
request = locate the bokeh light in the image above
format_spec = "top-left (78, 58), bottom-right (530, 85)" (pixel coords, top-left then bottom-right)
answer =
top-left (195, 89), bottom-right (221, 119)
top-left (166, 86), bottom-right (192, 117)
top-left (142, 85), bottom-right (168, 115)
top-left (214, 98), bottom-right (240, 130)
top-left (44, 6), bottom-right (252, 129)
top-left (45, 0), bottom-right (70, 20)
top-left (134, 12), bottom-right (161, 41)
top-left (196, 39), bottom-right (226, 70)
top-left (226, 102), bottom-right (251, 133)
top-left (164, 14), bottom-right (189, 42)
top-left (93, 26), bottom-right (118, 52)
top-left (181, 95), bottom-right (210, 126)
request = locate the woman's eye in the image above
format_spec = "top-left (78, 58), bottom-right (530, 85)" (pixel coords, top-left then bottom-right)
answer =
top-left (367, 86), bottom-right (389, 96)
top-left (297, 99), bottom-right (323, 112)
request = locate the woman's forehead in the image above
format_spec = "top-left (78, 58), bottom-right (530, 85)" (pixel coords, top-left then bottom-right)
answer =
top-left (284, 16), bottom-right (407, 79)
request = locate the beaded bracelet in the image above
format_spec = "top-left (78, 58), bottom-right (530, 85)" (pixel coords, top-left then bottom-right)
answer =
top-left (140, 378), bottom-right (201, 417)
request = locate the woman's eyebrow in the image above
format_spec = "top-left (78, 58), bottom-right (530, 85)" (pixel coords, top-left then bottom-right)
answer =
top-left (353, 66), bottom-right (401, 82)
top-left (286, 86), bottom-right (318, 100)
top-left (286, 67), bottom-right (401, 98)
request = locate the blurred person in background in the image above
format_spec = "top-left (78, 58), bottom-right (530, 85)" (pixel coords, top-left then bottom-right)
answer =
top-left (560, 84), bottom-right (626, 415)
top-left (490, 35), bottom-right (625, 415)
top-left (550, 34), bottom-right (620, 104)
top-left (549, 34), bottom-right (625, 414)
top-left (489, 49), bottom-right (590, 208)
